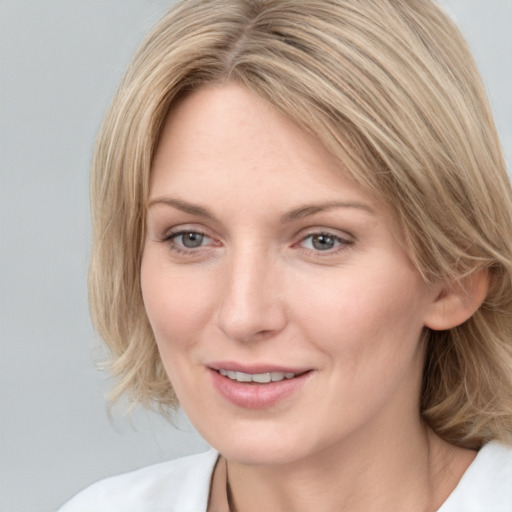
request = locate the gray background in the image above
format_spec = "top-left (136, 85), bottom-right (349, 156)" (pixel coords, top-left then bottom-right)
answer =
top-left (1, 1), bottom-right (510, 511)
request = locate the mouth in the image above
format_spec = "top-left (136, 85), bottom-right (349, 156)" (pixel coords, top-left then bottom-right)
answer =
top-left (207, 361), bottom-right (315, 410)
top-left (208, 363), bottom-right (312, 409)
top-left (217, 369), bottom-right (303, 383)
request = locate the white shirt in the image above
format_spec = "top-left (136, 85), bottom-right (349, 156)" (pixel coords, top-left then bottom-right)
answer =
top-left (438, 441), bottom-right (512, 511)
top-left (59, 441), bottom-right (512, 511)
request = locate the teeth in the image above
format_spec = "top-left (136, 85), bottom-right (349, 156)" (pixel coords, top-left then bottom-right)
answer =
top-left (235, 371), bottom-right (252, 382)
top-left (218, 369), bottom-right (297, 383)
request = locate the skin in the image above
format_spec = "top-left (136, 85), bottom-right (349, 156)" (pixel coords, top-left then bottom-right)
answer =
top-left (141, 82), bottom-right (476, 511)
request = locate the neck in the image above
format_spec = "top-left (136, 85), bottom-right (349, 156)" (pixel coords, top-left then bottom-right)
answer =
top-left (225, 420), bottom-right (475, 512)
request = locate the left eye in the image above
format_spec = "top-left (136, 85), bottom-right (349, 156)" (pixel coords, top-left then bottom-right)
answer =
top-left (300, 233), bottom-right (345, 251)
top-left (171, 231), bottom-right (210, 248)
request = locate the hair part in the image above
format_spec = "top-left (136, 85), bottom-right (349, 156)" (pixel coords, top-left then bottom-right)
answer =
top-left (89, 0), bottom-right (512, 447)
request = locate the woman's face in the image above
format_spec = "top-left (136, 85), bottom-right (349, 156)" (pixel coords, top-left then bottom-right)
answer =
top-left (141, 83), bottom-right (440, 466)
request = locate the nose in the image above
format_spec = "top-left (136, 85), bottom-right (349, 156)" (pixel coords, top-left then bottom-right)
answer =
top-left (215, 246), bottom-right (287, 343)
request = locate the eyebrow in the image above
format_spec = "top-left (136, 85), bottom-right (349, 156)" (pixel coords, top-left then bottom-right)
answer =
top-left (147, 197), bottom-right (376, 222)
top-left (148, 197), bottom-right (216, 220)
top-left (280, 201), bottom-right (376, 223)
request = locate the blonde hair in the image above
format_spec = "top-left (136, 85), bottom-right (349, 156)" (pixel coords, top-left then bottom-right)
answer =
top-left (90, 0), bottom-right (512, 449)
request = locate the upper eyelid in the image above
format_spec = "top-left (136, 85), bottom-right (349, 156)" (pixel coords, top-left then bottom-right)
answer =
top-left (155, 221), bottom-right (355, 244)
top-left (162, 225), bottom-right (213, 239)
top-left (164, 231), bottom-right (214, 249)
top-left (301, 232), bottom-right (349, 242)
top-left (165, 230), bottom-right (209, 240)
top-left (295, 226), bottom-right (355, 241)
top-left (162, 228), bottom-right (352, 241)
top-left (297, 233), bottom-right (353, 248)
top-left (162, 230), bottom-right (217, 255)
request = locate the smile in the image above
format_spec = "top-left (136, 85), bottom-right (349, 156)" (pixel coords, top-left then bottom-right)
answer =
top-left (210, 366), bottom-right (312, 409)
top-left (218, 369), bottom-right (297, 383)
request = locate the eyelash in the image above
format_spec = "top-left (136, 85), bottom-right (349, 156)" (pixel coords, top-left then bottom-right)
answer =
top-left (161, 229), bottom-right (353, 258)
top-left (162, 230), bottom-right (215, 256)
top-left (296, 232), bottom-right (353, 256)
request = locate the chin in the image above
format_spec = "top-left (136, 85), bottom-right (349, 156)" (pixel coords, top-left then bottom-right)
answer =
top-left (221, 443), bottom-right (303, 467)
top-left (202, 424), bottom-right (317, 467)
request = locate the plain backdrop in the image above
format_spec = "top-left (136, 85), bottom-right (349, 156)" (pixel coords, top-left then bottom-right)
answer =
top-left (0, 1), bottom-right (510, 511)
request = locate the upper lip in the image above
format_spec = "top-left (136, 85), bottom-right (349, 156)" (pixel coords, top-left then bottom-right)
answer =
top-left (207, 361), bottom-right (311, 375)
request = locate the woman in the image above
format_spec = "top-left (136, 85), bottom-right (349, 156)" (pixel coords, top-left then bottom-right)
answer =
top-left (60, 0), bottom-right (512, 510)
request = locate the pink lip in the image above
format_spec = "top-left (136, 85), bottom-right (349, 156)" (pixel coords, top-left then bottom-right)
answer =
top-left (207, 362), bottom-right (312, 410)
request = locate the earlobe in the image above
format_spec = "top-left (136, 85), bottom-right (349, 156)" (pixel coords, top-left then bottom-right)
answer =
top-left (424, 269), bottom-right (490, 331)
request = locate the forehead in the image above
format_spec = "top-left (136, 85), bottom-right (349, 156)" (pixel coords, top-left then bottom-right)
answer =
top-left (151, 83), bottom-right (378, 210)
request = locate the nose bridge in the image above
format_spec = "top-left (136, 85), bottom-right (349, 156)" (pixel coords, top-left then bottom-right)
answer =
top-left (216, 241), bottom-right (285, 342)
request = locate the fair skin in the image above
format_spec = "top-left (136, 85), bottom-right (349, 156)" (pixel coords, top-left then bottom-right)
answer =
top-left (141, 83), bottom-right (478, 512)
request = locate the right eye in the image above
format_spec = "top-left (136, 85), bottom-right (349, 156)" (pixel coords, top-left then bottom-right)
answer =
top-left (300, 232), bottom-right (344, 252)
top-left (165, 230), bottom-right (214, 253)
top-left (171, 231), bottom-right (209, 249)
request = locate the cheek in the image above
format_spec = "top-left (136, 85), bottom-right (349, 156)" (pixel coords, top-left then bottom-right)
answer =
top-left (140, 252), bottom-right (216, 355)
top-left (291, 263), bottom-right (429, 361)
top-left (288, 266), bottom-right (430, 431)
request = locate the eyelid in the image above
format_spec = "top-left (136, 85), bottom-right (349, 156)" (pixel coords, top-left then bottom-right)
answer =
top-left (293, 228), bottom-right (355, 256)
top-left (160, 223), bottom-right (215, 241)
top-left (153, 221), bottom-right (221, 257)
top-left (166, 230), bottom-right (211, 246)
top-left (295, 226), bottom-right (355, 243)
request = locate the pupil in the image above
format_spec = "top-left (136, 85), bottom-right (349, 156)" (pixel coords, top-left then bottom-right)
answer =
top-left (312, 234), bottom-right (335, 250)
top-left (182, 232), bottom-right (203, 248)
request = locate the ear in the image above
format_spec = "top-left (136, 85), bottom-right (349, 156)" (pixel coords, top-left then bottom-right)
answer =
top-left (424, 269), bottom-right (490, 331)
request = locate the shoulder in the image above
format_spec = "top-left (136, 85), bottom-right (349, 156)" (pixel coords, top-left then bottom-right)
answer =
top-left (439, 441), bottom-right (512, 511)
top-left (58, 449), bottom-right (219, 512)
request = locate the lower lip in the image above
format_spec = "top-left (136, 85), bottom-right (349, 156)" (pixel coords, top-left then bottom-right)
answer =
top-left (209, 369), bottom-right (311, 409)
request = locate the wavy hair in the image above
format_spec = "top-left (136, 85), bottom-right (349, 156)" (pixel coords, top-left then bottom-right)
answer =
top-left (89, 0), bottom-right (512, 449)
